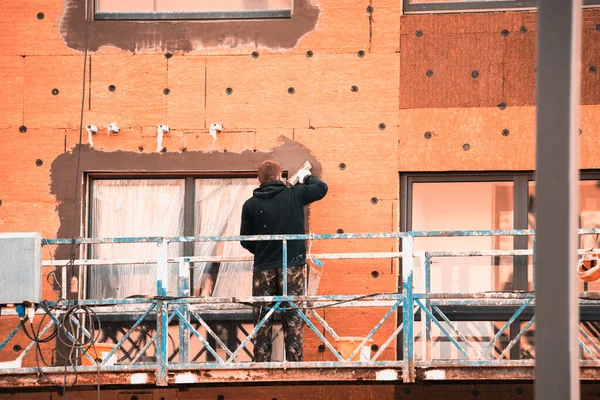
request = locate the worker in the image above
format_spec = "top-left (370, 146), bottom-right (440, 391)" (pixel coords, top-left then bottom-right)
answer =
top-left (240, 160), bottom-right (328, 362)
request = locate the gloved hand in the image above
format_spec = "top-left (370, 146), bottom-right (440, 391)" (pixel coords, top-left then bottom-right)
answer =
top-left (297, 169), bottom-right (312, 184)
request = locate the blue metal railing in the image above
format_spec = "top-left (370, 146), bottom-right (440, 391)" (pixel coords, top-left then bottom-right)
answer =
top-left (1, 229), bottom-right (600, 386)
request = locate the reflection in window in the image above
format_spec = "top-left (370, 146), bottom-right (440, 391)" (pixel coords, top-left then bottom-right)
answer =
top-left (408, 174), bottom-right (600, 361)
top-left (411, 181), bottom-right (515, 360)
top-left (528, 180), bottom-right (600, 291)
top-left (412, 181), bottom-right (514, 293)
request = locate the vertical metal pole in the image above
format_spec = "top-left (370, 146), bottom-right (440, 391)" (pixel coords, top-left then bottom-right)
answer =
top-left (157, 239), bottom-right (169, 297)
top-left (514, 175), bottom-right (530, 291)
top-left (420, 255), bottom-right (426, 362)
top-left (533, 236), bottom-right (537, 291)
top-left (183, 177), bottom-right (196, 294)
top-left (512, 177), bottom-right (529, 359)
top-left (535, 0), bottom-right (581, 398)
top-left (282, 239), bottom-right (288, 296)
top-left (156, 299), bottom-right (169, 386)
top-left (421, 254), bottom-right (431, 361)
top-left (61, 265), bottom-right (67, 300)
top-left (178, 259), bottom-right (190, 364)
top-left (402, 236), bottom-right (415, 382)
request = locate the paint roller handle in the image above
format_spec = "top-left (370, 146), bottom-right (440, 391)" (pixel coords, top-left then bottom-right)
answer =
top-left (289, 160), bottom-right (313, 186)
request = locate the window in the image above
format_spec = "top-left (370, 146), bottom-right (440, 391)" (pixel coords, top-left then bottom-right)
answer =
top-left (403, 0), bottom-right (600, 14)
top-left (193, 178), bottom-right (255, 297)
top-left (411, 179), bottom-right (515, 293)
top-left (403, 171), bottom-right (600, 293)
top-left (94, 0), bottom-right (293, 20)
top-left (404, 173), bottom-right (523, 294)
top-left (528, 179), bottom-right (600, 292)
top-left (88, 176), bottom-right (256, 300)
top-left (402, 171), bottom-right (600, 361)
top-left (87, 175), bottom-right (293, 363)
top-left (89, 179), bottom-right (185, 299)
top-left (406, 175), bottom-right (518, 361)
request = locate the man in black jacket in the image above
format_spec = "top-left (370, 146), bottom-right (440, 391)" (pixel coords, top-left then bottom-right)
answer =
top-left (240, 160), bottom-right (328, 362)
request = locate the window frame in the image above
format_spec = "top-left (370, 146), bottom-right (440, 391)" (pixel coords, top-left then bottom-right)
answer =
top-left (93, 0), bottom-right (293, 21)
top-left (401, 171), bottom-right (531, 292)
top-left (402, 0), bottom-right (600, 14)
top-left (401, 170), bottom-right (600, 291)
top-left (398, 170), bottom-right (600, 360)
top-left (84, 172), bottom-right (292, 362)
top-left (85, 172), bottom-right (260, 299)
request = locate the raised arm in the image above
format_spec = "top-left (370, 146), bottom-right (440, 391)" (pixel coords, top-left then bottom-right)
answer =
top-left (295, 175), bottom-right (328, 206)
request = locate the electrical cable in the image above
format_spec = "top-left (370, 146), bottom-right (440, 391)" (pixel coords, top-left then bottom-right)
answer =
top-left (60, 3), bottom-right (91, 397)
top-left (20, 302), bottom-right (102, 392)
top-left (242, 292), bottom-right (401, 312)
top-left (67, 0), bottom-right (90, 261)
top-left (28, 8), bottom-right (92, 397)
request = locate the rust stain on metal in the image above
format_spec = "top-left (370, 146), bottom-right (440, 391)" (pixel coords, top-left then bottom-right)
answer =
top-left (3, 366), bottom-right (600, 389)
top-left (190, 367), bottom-right (403, 383)
top-left (0, 371), bottom-right (155, 388)
top-left (417, 367), bottom-right (534, 381)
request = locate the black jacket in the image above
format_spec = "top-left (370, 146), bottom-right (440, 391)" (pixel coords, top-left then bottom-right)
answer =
top-left (240, 175), bottom-right (328, 271)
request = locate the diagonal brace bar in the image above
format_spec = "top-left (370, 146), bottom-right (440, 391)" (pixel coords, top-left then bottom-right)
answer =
top-left (129, 313), bottom-right (176, 365)
top-left (41, 308), bottom-right (96, 364)
top-left (309, 310), bottom-right (339, 341)
top-left (227, 301), bottom-right (281, 363)
top-left (289, 302), bottom-right (344, 361)
top-left (499, 316), bottom-right (536, 360)
top-left (478, 298), bottom-right (533, 359)
top-left (415, 299), bottom-right (469, 358)
top-left (347, 300), bottom-right (402, 361)
top-left (579, 337), bottom-right (599, 361)
top-left (0, 323), bottom-right (24, 351)
top-left (101, 303), bottom-right (156, 365)
top-left (579, 325), bottom-right (600, 357)
top-left (189, 309), bottom-right (237, 362)
top-left (432, 305), bottom-right (480, 356)
top-left (16, 318), bottom-right (56, 361)
top-left (372, 305), bottom-right (417, 362)
top-left (173, 308), bottom-right (224, 363)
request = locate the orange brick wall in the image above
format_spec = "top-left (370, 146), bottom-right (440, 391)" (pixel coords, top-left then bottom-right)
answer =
top-left (0, 0), bottom-right (599, 397)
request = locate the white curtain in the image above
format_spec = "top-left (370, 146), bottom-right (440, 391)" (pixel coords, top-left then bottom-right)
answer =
top-left (193, 178), bottom-right (255, 297)
top-left (90, 179), bottom-right (185, 299)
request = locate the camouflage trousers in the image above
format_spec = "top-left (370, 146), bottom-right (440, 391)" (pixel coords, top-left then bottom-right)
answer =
top-left (252, 265), bottom-right (306, 362)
